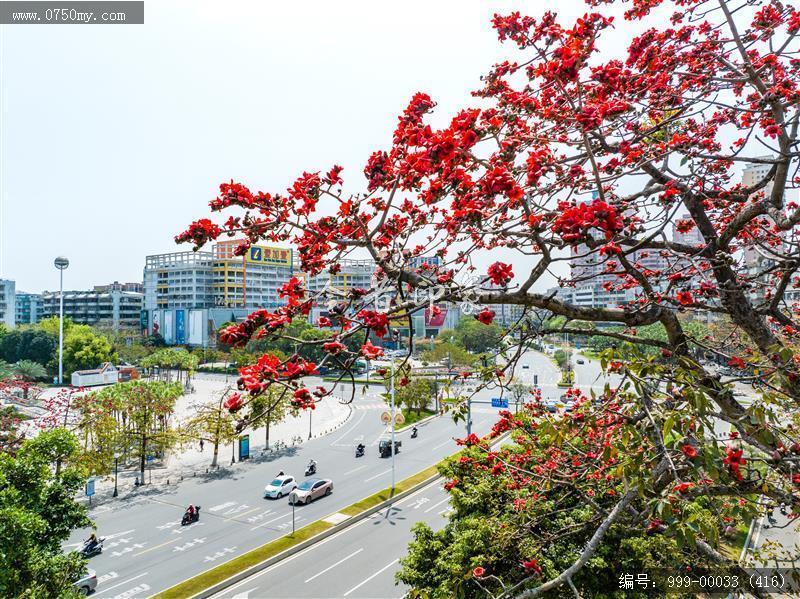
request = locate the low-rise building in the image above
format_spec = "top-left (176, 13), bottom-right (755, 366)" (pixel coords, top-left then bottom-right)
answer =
top-left (40, 288), bottom-right (143, 331)
top-left (14, 292), bottom-right (42, 325)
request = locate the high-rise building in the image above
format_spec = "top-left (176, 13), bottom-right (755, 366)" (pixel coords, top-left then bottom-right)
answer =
top-left (306, 259), bottom-right (376, 296)
top-left (94, 281), bottom-right (144, 294)
top-left (142, 242), bottom-right (296, 346)
top-left (15, 292), bottom-right (42, 325)
top-left (40, 288), bottom-right (143, 331)
top-left (0, 279), bottom-right (16, 328)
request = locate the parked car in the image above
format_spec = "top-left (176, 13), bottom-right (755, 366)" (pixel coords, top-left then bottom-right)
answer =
top-left (289, 478), bottom-right (333, 504)
top-left (73, 568), bottom-right (97, 596)
top-left (576, 358), bottom-right (585, 365)
top-left (264, 474), bottom-right (297, 499)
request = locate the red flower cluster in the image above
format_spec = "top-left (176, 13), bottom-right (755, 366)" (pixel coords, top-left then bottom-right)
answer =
top-left (237, 354), bottom-right (317, 396)
top-left (723, 447), bottom-right (747, 481)
top-left (292, 388), bottom-right (316, 410)
top-left (681, 444), bottom-right (698, 459)
top-left (174, 218), bottom-right (222, 249)
top-left (551, 199), bottom-right (623, 243)
top-left (487, 262), bottom-right (514, 286)
top-left (323, 341), bottom-right (347, 356)
top-left (360, 341), bottom-right (384, 360)
top-left (224, 393), bottom-right (244, 413)
top-left (357, 310), bottom-right (390, 338)
top-left (476, 309), bottom-right (496, 325)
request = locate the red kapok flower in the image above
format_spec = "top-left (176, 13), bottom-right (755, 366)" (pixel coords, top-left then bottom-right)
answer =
top-left (681, 444), bottom-right (698, 459)
top-left (323, 341), bottom-right (347, 355)
top-left (728, 356), bottom-right (746, 369)
top-left (472, 567), bottom-right (486, 578)
top-left (360, 341), bottom-right (384, 360)
top-left (223, 393), bottom-right (244, 413)
top-left (522, 559), bottom-right (542, 574)
top-left (487, 262), bottom-right (514, 286)
top-left (476, 309), bottom-right (496, 325)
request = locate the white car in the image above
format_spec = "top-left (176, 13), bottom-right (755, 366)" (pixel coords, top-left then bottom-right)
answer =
top-left (264, 475), bottom-right (297, 499)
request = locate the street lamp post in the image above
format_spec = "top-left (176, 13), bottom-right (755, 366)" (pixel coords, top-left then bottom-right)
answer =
top-left (390, 352), bottom-right (396, 492)
top-left (54, 257), bottom-right (69, 385)
top-left (308, 409), bottom-right (312, 440)
top-left (112, 451), bottom-right (121, 498)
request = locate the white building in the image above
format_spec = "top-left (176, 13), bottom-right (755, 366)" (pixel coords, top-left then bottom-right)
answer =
top-left (0, 279), bottom-right (15, 328)
top-left (40, 288), bottom-right (143, 331)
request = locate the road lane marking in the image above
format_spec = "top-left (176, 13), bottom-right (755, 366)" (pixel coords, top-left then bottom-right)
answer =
top-left (231, 506), bottom-right (261, 520)
top-left (97, 572), bottom-right (148, 594)
top-left (209, 501), bottom-right (237, 512)
top-left (343, 559), bottom-right (399, 596)
top-left (304, 548), bottom-right (364, 583)
top-left (432, 438), bottom-right (454, 450)
top-left (331, 410), bottom-right (367, 446)
top-left (343, 464), bottom-right (367, 476)
top-left (364, 468), bottom-right (392, 482)
top-left (215, 480), bottom-right (443, 597)
top-left (250, 512), bottom-right (291, 531)
top-left (97, 571), bottom-right (118, 584)
top-left (132, 537), bottom-right (178, 556)
top-left (424, 497), bottom-right (450, 513)
top-left (112, 583), bottom-right (150, 599)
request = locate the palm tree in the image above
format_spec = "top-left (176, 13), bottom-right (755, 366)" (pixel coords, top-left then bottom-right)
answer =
top-left (14, 360), bottom-right (47, 382)
top-left (0, 360), bottom-right (13, 380)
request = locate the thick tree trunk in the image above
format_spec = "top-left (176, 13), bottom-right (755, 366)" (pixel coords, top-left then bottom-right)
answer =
top-left (211, 441), bottom-right (219, 468)
top-left (265, 413), bottom-right (271, 450)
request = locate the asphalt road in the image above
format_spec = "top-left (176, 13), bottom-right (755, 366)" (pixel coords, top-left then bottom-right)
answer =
top-left (66, 381), bottom-right (501, 598)
top-left (212, 480), bottom-right (450, 599)
top-left (65, 350), bottom-right (613, 598)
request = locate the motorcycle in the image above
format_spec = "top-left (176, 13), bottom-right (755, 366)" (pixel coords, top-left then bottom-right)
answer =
top-left (181, 506), bottom-right (201, 526)
top-left (355, 445), bottom-right (365, 458)
top-left (305, 463), bottom-right (317, 476)
top-left (411, 427), bottom-right (418, 439)
top-left (79, 537), bottom-right (105, 558)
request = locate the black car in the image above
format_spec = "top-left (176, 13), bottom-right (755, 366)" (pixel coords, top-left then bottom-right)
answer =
top-left (378, 439), bottom-right (401, 458)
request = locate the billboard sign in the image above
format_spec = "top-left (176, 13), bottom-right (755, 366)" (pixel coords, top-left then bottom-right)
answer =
top-left (424, 305), bottom-right (448, 328)
top-left (175, 310), bottom-right (186, 344)
top-left (238, 435), bottom-right (250, 461)
top-left (246, 245), bottom-right (292, 267)
top-left (491, 398), bottom-right (509, 408)
top-left (140, 310), bottom-right (149, 332)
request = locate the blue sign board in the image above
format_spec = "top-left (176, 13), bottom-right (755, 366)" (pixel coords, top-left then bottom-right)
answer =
top-left (239, 435), bottom-right (250, 461)
top-left (146, 455), bottom-right (154, 464)
top-left (85, 479), bottom-right (95, 497)
top-left (175, 309), bottom-right (186, 344)
top-left (491, 398), bottom-right (509, 409)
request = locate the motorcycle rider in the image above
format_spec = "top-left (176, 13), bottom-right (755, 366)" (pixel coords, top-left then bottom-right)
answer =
top-left (307, 459), bottom-right (317, 473)
top-left (411, 426), bottom-right (418, 437)
top-left (186, 504), bottom-right (196, 521)
top-left (84, 532), bottom-right (99, 552)
top-left (356, 443), bottom-right (365, 455)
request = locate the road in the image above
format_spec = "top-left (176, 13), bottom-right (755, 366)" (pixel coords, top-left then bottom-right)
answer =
top-left (213, 480), bottom-right (450, 599)
top-left (66, 381), bottom-right (501, 598)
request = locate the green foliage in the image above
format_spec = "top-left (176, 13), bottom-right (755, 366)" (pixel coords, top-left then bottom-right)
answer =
top-left (421, 342), bottom-right (477, 368)
top-left (82, 381), bottom-right (183, 478)
top-left (0, 328), bottom-right (57, 367)
top-left (61, 325), bottom-right (117, 375)
top-left (14, 360), bottom-right (48, 382)
top-left (140, 348), bottom-right (199, 372)
top-left (246, 317), bottom-right (333, 363)
top-left (453, 318), bottom-right (502, 353)
top-left (0, 429), bottom-right (91, 598)
top-left (587, 322), bottom-right (708, 357)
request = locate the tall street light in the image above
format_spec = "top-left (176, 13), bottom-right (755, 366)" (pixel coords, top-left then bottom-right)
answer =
top-left (54, 257), bottom-right (69, 385)
top-left (112, 451), bottom-right (121, 498)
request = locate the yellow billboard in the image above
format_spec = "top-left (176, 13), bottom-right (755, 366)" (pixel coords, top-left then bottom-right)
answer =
top-left (245, 246), bottom-right (293, 267)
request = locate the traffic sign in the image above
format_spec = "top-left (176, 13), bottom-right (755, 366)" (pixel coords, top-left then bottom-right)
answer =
top-left (381, 411), bottom-right (391, 425)
top-left (395, 412), bottom-right (405, 425)
top-left (491, 398), bottom-right (509, 408)
top-left (85, 479), bottom-right (95, 497)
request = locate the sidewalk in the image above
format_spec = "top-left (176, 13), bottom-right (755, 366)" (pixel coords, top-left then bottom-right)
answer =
top-left (77, 375), bottom-right (352, 507)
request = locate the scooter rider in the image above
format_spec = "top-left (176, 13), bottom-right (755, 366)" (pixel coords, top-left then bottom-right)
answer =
top-left (411, 426), bottom-right (418, 437)
top-left (307, 459), bottom-right (317, 472)
top-left (186, 504), bottom-right (196, 519)
top-left (84, 532), bottom-right (99, 551)
top-left (356, 443), bottom-right (365, 455)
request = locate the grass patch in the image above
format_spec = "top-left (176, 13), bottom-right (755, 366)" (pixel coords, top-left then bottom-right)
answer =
top-left (720, 519), bottom-right (752, 561)
top-left (557, 370), bottom-right (575, 388)
top-left (579, 350), bottom-right (602, 360)
top-left (153, 520), bottom-right (332, 599)
top-left (400, 408), bottom-right (437, 427)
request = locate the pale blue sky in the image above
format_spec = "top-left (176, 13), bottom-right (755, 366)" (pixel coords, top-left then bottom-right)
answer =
top-left (0, 1), bottom-right (618, 293)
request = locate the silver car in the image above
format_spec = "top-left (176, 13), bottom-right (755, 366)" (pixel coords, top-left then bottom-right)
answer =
top-left (264, 475), bottom-right (297, 499)
top-left (289, 478), bottom-right (333, 504)
top-left (73, 568), bottom-right (98, 596)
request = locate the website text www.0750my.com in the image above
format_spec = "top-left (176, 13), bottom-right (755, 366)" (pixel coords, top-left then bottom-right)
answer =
top-left (11, 8), bottom-right (126, 23)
